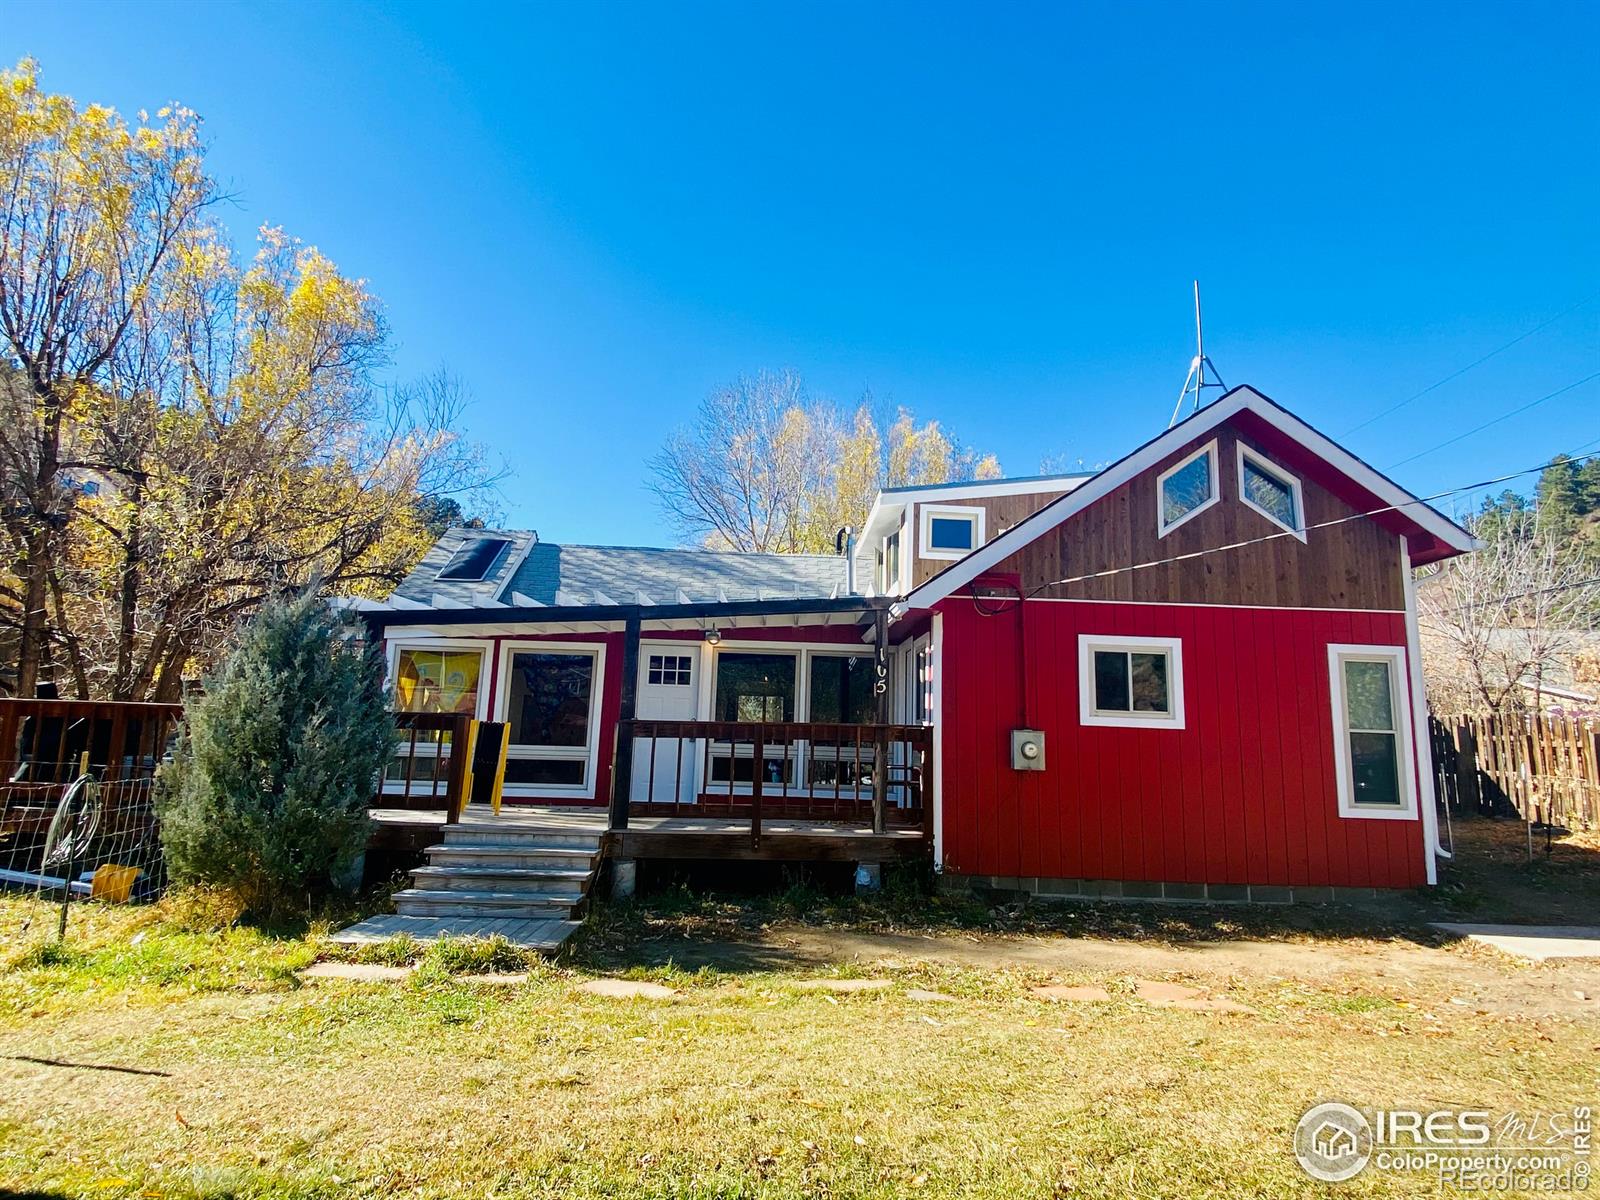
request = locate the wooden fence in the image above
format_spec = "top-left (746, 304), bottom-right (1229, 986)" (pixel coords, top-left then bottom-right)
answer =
top-left (1430, 711), bottom-right (1599, 831)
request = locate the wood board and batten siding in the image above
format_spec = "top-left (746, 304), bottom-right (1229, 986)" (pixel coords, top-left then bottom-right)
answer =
top-left (905, 488), bottom-right (1077, 592)
top-left (938, 600), bottom-right (1425, 888)
top-left (932, 410), bottom-right (1430, 891)
top-left (1010, 422), bottom-right (1406, 610)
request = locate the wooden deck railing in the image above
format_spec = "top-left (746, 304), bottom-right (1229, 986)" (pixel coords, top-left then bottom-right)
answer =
top-left (0, 698), bottom-right (183, 786)
top-left (379, 711), bottom-right (477, 822)
top-left (0, 697), bottom-right (183, 849)
top-left (616, 719), bottom-right (935, 850)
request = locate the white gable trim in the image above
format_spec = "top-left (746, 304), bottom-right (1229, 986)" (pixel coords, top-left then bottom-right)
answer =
top-left (903, 387), bottom-right (1479, 611)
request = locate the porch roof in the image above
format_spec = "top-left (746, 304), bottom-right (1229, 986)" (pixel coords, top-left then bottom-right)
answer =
top-left (363, 594), bottom-right (889, 637)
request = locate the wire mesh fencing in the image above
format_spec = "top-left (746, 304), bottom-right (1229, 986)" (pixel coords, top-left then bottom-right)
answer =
top-left (0, 699), bottom-right (181, 949)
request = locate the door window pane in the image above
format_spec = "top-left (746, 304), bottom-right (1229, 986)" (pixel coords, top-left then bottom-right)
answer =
top-left (809, 655), bottom-right (875, 724)
top-left (394, 649), bottom-right (482, 715)
top-left (647, 654), bottom-right (692, 686)
top-left (713, 653), bottom-right (796, 722)
top-left (507, 653), bottom-right (594, 747)
top-left (503, 758), bottom-right (586, 787)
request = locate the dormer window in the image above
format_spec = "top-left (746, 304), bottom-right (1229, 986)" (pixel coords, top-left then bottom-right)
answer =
top-left (919, 505), bottom-right (985, 560)
top-left (1237, 446), bottom-right (1305, 540)
top-left (1156, 441), bottom-right (1219, 537)
top-left (437, 537), bottom-right (512, 582)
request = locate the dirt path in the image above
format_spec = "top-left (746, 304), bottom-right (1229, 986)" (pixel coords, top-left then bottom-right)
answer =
top-left (617, 922), bottom-right (1600, 1019)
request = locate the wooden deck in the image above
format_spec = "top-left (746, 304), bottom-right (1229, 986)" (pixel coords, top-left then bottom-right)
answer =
top-left (370, 804), bottom-right (926, 864)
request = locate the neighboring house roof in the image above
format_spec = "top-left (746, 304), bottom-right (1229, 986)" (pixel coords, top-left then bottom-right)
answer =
top-left (902, 385), bottom-right (1482, 611)
top-left (390, 529), bottom-right (849, 609)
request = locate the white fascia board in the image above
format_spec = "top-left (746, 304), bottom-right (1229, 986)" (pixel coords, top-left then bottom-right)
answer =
top-left (903, 387), bottom-right (1479, 611)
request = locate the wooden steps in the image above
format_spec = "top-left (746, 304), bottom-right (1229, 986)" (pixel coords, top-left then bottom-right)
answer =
top-left (338, 816), bottom-right (606, 952)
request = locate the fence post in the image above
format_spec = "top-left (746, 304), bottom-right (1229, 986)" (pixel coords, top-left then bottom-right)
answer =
top-left (1455, 721), bottom-right (1480, 814)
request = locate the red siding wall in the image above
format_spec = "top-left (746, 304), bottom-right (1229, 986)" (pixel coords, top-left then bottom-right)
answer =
top-left (937, 598), bottom-right (1427, 889)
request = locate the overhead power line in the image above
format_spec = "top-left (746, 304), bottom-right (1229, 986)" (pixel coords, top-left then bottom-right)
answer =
top-left (1388, 371), bottom-right (1600, 469)
top-left (1344, 292), bottom-right (1600, 436)
top-left (996, 449), bottom-right (1600, 601)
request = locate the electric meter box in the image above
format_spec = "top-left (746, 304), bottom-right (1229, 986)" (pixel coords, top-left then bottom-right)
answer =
top-left (1011, 729), bottom-right (1046, 771)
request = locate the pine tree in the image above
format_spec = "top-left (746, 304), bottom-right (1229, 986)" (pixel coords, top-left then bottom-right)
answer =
top-left (156, 593), bottom-right (393, 918)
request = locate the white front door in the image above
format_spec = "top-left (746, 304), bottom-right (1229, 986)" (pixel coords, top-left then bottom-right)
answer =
top-left (631, 642), bottom-right (700, 806)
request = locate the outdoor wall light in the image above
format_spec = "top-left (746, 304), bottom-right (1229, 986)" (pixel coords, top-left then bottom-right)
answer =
top-left (704, 628), bottom-right (722, 646)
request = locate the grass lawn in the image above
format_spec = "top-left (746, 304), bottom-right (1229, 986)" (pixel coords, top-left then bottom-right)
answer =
top-left (0, 878), bottom-right (1594, 1200)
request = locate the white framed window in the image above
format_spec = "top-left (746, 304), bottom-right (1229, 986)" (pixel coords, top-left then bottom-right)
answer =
top-left (1156, 440), bottom-right (1220, 537)
top-left (919, 504), bottom-right (986, 560)
top-left (1078, 635), bottom-right (1185, 729)
top-left (647, 653), bottom-right (693, 686)
top-left (388, 642), bottom-right (489, 717)
top-left (1237, 444), bottom-right (1306, 541)
top-left (382, 639), bottom-right (492, 793)
top-left (496, 643), bottom-right (606, 797)
top-left (1327, 644), bottom-right (1416, 820)
top-left (880, 526), bottom-right (903, 593)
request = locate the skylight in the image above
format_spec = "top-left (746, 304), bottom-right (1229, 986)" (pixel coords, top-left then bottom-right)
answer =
top-left (436, 537), bottom-right (512, 582)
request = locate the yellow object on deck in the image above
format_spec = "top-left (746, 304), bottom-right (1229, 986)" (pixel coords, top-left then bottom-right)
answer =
top-left (90, 864), bottom-right (142, 903)
top-left (491, 725), bottom-right (509, 815)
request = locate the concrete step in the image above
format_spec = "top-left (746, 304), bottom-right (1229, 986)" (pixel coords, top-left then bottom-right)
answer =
top-left (330, 914), bottom-right (583, 953)
top-left (393, 888), bottom-right (585, 919)
top-left (440, 826), bottom-right (604, 849)
top-left (426, 844), bottom-right (601, 870)
top-left (410, 865), bottom-right (594, 893)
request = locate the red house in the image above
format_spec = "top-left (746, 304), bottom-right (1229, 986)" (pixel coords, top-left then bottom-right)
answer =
top-left (357, 386), bottom-right (1476, 941)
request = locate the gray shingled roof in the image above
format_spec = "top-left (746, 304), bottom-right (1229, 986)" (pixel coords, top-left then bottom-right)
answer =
top-left (390, 529), bottom-right (851, 609)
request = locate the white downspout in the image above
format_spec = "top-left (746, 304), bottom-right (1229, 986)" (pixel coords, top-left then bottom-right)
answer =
top-left (931, 609), bottom-right (945, 872)
top-left (1401, 536), bottom-right (1447, 883)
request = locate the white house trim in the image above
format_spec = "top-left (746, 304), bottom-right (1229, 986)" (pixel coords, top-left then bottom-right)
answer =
top-left (1077, 634), bottom-right (1187, 730)
top-left (1326, 642), bottom-right (1419, 822)
top-left (919, 503), bottom-right (987, 560)
top-left (1155, 439), bottom-right (1220, 538)
top-left (1402, 536), bottom-right (1445, 881)
top-left (1236, 442), bottom-right (1307, 542)
top-left (493, 640), bottom-right (608, 801)
top-left (902, 387), bottom-right (1479, 612)
top-left (930, 610), bottom-right (945, 872)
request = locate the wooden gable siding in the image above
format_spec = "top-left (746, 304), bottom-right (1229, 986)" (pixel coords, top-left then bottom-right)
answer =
top-left (907, 490), bottom-right (1070, 590)
top-left (971, 421), bottom-right (1405, 610)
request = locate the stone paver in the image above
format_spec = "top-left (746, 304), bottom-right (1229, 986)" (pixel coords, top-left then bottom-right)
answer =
top-left (1432, 924), bottom-right (1600, 963)
top-left (1135, 979), bottom-right (1255, 1014)
top-left (1033, 984), bottom-right (1113, 1003)
top-left (578, 978), bottom-right (677, 999)
top-left (300, 962), bottom-right (411, 983)
top-left (905, 988), bottom-right (959, 1003)
top-left (793, 978), bottom-right (893, 993)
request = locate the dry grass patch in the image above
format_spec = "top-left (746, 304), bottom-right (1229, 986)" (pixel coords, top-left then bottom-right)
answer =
top-left (0, 893), bottom-right (1593, 1198)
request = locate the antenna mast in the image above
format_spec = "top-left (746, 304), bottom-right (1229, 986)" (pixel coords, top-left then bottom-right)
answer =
top-left (1168, 281), bottom-right (1226, 427)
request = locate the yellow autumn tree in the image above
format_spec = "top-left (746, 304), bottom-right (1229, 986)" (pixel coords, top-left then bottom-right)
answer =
top-left (649, 374), bottom-right (1002, 553)
top-left (0, 60), bottom-right (491, 699)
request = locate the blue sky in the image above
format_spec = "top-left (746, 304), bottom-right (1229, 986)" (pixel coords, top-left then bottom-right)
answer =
top-left (9, 1), bottom-right (1598, 544)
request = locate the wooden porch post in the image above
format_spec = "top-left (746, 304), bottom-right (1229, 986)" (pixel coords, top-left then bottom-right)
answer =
top-left (609, 611), bottom-right (642, 831)
top-left (872, 605), bottom-right (890, 835)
